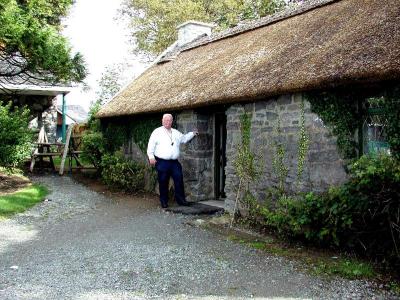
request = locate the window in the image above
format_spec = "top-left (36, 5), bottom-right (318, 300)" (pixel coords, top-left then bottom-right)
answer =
top-left (362, 96), bottom-right (390, 154)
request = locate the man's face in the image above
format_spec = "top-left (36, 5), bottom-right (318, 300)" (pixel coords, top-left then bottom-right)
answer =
top-left (162, 115), bottom-right (173, 129)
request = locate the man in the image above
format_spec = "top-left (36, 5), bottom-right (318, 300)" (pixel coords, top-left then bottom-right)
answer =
top-left (147, 114), bottom-right (198, 208)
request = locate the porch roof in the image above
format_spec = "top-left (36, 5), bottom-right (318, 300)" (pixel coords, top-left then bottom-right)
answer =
top-left (97, 0), bottom-right (400, 118)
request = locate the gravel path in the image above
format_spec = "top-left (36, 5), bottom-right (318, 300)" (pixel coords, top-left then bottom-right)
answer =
top-left (0, 175), bottom-right (398, 300)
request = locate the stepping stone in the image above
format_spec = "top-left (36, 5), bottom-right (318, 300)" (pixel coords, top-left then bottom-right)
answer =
top-left (166, 203), bottom-right (224, 215)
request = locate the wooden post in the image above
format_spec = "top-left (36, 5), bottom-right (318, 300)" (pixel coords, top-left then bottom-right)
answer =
top-left (59, 125), bottom-right (73, 175)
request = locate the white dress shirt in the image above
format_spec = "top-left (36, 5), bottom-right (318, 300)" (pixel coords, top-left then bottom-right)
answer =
top-left (147, 126), bottom-right (195, 160)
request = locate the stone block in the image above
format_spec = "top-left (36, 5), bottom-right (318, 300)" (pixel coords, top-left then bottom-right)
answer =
top-left (255, 101), bottom-right (267, 112)
top-left (277, 94), bottom-right (292, 105)
top-left (227, 104), bottom-right (243, 115)
top-left (196, 114), bottom-right (210, 122)
top-left (287, 104), bottom-right (300, 111)
top-left (256, 113), bottom-right (265, 119)
top-left (292, 93), bottom-right (303, 104)
top-left (266, 100), bottom-right (277, 110)
top-left (226, 122), bottom-right (239, 131)
top-left (196, 121), bottom-right (209, 132)
top-left (265, 112), bottom-right (278, 121)
top-left (308, 150), bottom-right (341, 163)
top-left (252, 120), bottom-right (263, 127)
top-left (244, 103), bottom-right (254, 113)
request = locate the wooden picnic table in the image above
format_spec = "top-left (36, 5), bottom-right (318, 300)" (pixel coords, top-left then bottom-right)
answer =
top-left (30, 142), bottom-right (65, 172)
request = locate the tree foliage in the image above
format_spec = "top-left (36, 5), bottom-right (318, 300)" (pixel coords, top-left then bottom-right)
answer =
top-left (121, 0), bottom-right (294, 56)
top-left (95, 63), bottom-right (127, 105)
top-left (0, 0), bottom-right (87, 84)
top-left (0, 101), bottom-right (33, 167)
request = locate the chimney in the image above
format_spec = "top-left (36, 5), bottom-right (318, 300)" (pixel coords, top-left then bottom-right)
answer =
top-left (176, 20), bottom-right (215, 46)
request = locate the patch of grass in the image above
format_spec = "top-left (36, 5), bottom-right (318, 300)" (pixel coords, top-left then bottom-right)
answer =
top-left (248, 241), bottom-right (266, 250)
top-left (312, 258), bottom-right (375, 279)
top-left (222, 225), bottom-right (376, 280)
top-left (0, 184), bottom-right (49, 218)
top-left (51, 156), bottom-right (94, 169)
top-left (388, 282), bottom-right (400, 294)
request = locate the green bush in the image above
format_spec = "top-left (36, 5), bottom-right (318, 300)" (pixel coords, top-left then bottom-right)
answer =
top-left (260, 153), bottom-right (400, 268)
top-left (0, 102), bottom-right (33, 168)
top-left (101, 153), bottom-right (146, 192)
top-left (345, 154), bottom-right (400, 263)
top-left (81, 132), bottom-right (106, 168)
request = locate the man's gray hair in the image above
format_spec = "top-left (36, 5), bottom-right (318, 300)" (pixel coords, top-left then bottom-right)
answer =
top-left (162, 113), bottom-right (173, 120)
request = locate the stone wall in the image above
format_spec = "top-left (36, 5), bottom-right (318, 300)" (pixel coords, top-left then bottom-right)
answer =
top-left (29, 97), bottom-right (58, 142)
top-left (123, 110), bottom-right (215, 202)
top-left (42, 99), bottom-right (57, 142)
top-left (224, 93), bottom-right (347, 211)
top-left (176, 110), bottom-right (214, 202)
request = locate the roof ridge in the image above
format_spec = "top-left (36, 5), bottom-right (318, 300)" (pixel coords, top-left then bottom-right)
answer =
top-left (179, 0), bottom-right (339, 53)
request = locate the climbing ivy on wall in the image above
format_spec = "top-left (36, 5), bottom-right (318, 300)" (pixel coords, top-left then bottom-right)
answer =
top-left (103, 123), bottom-right (129, 153)
top-left (129, 116), bottom-right (161, 154)
top-left (234, 113), bottom-right (260, 187)
top-left (271, 116), bottom-right (288, 194)
top-left (305, 91), bottom-right (360, 160)
top-left (232, 112), bottom-right (262, 225)
top-left (296, 99), bottom-right (310, 186)
top-left (384, 85), bottom-right (400, 160)
top-left (305, 84), bottom-right (400, 161)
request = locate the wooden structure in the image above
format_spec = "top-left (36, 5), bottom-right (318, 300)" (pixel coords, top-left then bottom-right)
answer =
top-left (30, 127), bottom-right (64, 172)
top-left (30, 124), bottom-right (90, 174)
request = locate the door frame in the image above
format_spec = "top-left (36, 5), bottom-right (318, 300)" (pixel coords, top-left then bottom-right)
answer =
top-left (214, 111), bottom-right (227, 200)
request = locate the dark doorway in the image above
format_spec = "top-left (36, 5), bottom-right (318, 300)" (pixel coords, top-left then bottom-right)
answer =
top-left (214, 112), bottom-right (227, 200)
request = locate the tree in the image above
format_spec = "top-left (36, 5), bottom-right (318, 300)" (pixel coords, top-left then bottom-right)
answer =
top-left (95, 63), bottom-right (128, 105)
top-left (0, 101), bottom-right (33, 167)
top-left (86, 63), bottom-right (128, 132)
top-left (0, 0), bottom-right (87, 86)
top-left (121, 0), bottom-right (292, 56)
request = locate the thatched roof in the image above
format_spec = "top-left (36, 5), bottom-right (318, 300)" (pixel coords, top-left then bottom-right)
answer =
top-left (97, 0), bottom-right (400, 118)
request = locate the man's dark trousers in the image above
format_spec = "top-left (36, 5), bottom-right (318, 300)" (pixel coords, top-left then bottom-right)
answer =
top-left (155, 157), bottom-right (186, 207)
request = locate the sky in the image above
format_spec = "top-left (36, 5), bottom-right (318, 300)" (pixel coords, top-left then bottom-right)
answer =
top-left (61, 0), bottom-right (147, 111)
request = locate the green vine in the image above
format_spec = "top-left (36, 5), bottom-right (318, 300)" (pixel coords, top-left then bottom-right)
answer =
top-left (296, 99), bottom-right (310, 186)
top-left (271, 116), bottom-right (288, 194)
top-left (234, 113), bottom-right (262, 187)
top-left (129, 116), bottom-right (160, 154)
top-left (232, 112), bottom-right (262, 225)
top-left (384, 85), bottom-right (400, 160)
top-left (305, 91), bottom-right (360, 160)
top-left (305, 84), bottom-right (400, 161)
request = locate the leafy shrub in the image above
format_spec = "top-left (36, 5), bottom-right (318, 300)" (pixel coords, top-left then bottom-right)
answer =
top-left (345, 154), bottom-right (400, 263)
top-left (260, 153), bottom-right (400, 268)
top-left (0, 102), bottom-right (33, 168)
top-left (81, 132), bottom-right (106, 168)
top-left (101, 153), bottom-right (145, 192)
top-left (262, 189), bottom-right (353, 246)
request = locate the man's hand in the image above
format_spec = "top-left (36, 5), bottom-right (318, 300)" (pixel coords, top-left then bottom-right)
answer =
top-left (193, 129), bottom-right (199, 136)
top-left (149, 158), bottom-right (157, 166)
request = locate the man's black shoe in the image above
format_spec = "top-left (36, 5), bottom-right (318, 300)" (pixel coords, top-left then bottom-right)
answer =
top-left (161, 203), bottom-right (168, 208)
top-left (179, 201), bottom-right (191, 206)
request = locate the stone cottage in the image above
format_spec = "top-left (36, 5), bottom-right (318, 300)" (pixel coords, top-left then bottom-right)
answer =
top-left (97, 0), bottom-right (400, 210)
